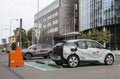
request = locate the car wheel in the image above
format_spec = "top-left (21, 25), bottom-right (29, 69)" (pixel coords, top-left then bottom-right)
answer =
top-left (67, 55), bottom-right (79, 68)
top-left (48, 52), bottom-right (53, 59)
top-left (54, 61), bottom-right (63, 65)
top-left (105, 54), bottom-right (114, 65)
top-left (25, 53), bottom-right (32, 60)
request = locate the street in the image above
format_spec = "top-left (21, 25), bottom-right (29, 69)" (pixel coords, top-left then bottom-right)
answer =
top-left (0, 51), bottom-right (120, 79)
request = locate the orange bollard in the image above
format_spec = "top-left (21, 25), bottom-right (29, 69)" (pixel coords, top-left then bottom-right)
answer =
top-left (9, 46), bottom-right (24, 67)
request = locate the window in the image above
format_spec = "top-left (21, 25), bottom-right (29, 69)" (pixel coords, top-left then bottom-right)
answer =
top-left (49, 27), bottom-right (58, 33)
top-left (87, 41), bottom-right (102, 48)
top-left (47, 22), bottom-right (51, 27)
top-left (42, 45), bottom-right (48, 49)
top-left (43, 24), bottom-right (46, 28)
top-left (55, 12), bottom-right (58, 16)
top-left (53, 20), bottom-right (58, 25)
top-left (64, 42), bottom-right (76, 47)
top-left (36, 45), bottom-right (42, 49)
top-left (77, 41), bottom-right (87, 49)
top-left (43, 18), bottom-right (46, 22)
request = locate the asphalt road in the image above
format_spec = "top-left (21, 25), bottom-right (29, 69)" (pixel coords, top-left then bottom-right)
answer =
top-left (0, 51), bottom-right (120, 79)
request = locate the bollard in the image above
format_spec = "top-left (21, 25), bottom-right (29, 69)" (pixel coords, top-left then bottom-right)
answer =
top-left (9, 46), bottom-right (24, 67)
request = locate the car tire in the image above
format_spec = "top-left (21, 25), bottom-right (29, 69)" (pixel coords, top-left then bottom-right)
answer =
top-left (104, 54), bottom-right (114, 65)
top-left (25, 53), bottom-right (32, 60)
top-left (54, 61), bottom-right (63, 65)
top-left (48, 52), bottom-right (53, 59)
top-left (67, 55), bottom-right (79, 68)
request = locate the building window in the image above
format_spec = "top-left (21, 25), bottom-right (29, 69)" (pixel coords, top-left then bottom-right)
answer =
top-left (55, 12), bottom-right (58, 17)
top-left (52, 14), bottom-right (55, 18)
top-left (53, 20), bottom-right (58, 25)
top-left (43, 18), bottom-right (46, 22)
top-left (47, 22), bottom-right (51, 27)
top-left (43, 24), bottom-right (47, 28)
top-left (49, 27), bottom-right (58, 33)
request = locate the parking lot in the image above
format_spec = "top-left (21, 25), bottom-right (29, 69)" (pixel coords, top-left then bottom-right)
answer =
top-left (24, 57), bottom-right (120, 71)
top-left (0, 52), bottom-right (120, 79)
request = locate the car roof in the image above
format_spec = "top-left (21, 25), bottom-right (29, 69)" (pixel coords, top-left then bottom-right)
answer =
top-left (66, 39), bottom-right (95, 42)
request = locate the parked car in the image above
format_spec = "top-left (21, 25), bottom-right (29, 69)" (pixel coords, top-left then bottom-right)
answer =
top-left (22, 44), bottom-right (52, 60)
top-left (51, 39), bottom-right (115, 68)
top-left (1, 48), bottom-right (6, 52)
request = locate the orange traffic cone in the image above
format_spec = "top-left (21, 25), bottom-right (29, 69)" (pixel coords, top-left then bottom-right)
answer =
top-left (9, 46), bottom-right (24, 67)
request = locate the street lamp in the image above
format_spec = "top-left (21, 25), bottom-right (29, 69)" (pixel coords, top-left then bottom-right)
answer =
top-left (37, 0), bottom-right (39, 12)
top-left (10, 19), bottom-right (19, 36)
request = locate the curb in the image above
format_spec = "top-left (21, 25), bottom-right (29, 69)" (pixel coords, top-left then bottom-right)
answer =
top-left (112, 51), bottom-right (120, 55)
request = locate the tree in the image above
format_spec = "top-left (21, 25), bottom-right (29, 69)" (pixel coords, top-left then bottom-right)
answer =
top-left (78, 29), bottom-right (111, 44)
top-left (16, 32), bottom-right (28, 48)
top-left (13, 27), bottom-right (28, 48)
top-left (27, 27), bottom-right (37, 46)
top-left (13, 27), bottom-right (26, 35)
top-left (27, 28), bottom-right (35, 45)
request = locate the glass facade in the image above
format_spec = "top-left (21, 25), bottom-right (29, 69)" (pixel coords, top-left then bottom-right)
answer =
top-left (79, 0), bottom-right (120, 50)
top-left (80, 0), bottom-right (90, 31)
top-left (80, 0), bottom-right (119, 31)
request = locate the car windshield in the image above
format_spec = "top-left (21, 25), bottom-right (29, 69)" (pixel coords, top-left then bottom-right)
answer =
top-left (28, 45), bottom-right (36, 49)
top-left (55, 43), bottom-right (63, 47)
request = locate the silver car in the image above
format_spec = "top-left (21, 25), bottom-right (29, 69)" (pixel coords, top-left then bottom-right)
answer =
top-left (51, 39), bottom-right (115, 68)
top-left (22, 44), bottom-right (52, 60)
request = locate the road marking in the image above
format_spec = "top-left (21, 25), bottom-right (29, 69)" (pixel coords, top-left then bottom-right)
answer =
top-left (25, 61), bottom-right (60, 71)
top-left (25, 62), bottom-right (48, 71)
top-left (25, 61), bottom-right (120, 71)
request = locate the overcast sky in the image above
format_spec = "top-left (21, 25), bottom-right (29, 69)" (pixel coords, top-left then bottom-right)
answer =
top-left (0, 0), bottom-right (55, 43)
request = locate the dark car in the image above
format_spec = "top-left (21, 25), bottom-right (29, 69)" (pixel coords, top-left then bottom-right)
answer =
top-left (22, 44), bottom-right (52, 60)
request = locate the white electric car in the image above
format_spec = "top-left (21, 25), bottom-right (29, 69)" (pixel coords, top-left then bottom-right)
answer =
top-left (51, 39), bottom-right (115, 68)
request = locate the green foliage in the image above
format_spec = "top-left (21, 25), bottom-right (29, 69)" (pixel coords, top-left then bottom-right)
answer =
top-left (27, 28), bottom-right (34, 43)
top-left (16, 32), bottom-right (28, 48)
top-left (11, 43), bottom-right (16, 50)
top-left (14, 27), bottom-right (28, 48)
top-left (78, 29), bottom-right (111, 44)
top-left (14, 27), bottom-right (26, 35)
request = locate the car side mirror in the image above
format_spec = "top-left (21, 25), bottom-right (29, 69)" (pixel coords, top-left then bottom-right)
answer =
top-left (71, 48), bottom-right (77, 52)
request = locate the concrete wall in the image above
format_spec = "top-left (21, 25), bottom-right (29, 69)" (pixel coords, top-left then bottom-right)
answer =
top-left (59, 0), bottom-right (78, 34)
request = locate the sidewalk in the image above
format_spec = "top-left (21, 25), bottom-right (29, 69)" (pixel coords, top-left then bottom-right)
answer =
top-left (112, 50), bottom-right (120, 55)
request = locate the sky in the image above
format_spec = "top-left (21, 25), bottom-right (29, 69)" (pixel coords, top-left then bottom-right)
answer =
top-left (0, 0), bottom-right (55, 43)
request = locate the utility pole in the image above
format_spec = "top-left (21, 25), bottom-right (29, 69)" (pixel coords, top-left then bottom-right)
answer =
top-left (20, 18), bottom-right (22, 48)
top-left (38, 0), bottom-right (39, 12)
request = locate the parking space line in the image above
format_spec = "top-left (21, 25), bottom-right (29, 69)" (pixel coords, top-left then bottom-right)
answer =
top-left (25, 61), bottom-right (120, 71)
top-left (25, 62), bottom-right (47, 71)
top-left (25, 62), bottom-right (60, 71)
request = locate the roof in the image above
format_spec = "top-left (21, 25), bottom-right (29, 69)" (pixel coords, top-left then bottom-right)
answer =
top-left (8, 35), bottom-right (18, 38)
top-left (67, 39), bottom-right (95, 42)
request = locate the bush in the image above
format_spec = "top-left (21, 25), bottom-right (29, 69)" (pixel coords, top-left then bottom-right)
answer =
top-left (11, 43), bottom-right (16, 50)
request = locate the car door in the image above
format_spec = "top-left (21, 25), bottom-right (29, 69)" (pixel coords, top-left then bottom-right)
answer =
top-left (86, 41), bottom-right (105, 60)
top-left (35, 45), bottom-right (42, 55)
top-left (40, 44), bottom-right (50, 55)
top-left (76, 41), bottom-right (89, 60)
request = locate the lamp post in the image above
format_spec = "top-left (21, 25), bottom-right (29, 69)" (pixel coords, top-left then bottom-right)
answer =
top-left (9, 19), bottom-right (19, 50)
top-left (37, 0), bottom-right (39, 12)
top-left (36, 0), bottom-right (40, 44)
top-left (10, 19), bottom-right (19, 36)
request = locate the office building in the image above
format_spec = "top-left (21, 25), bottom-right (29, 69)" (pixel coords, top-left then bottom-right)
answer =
top-left (79, 0), bottom-right (120, 49)
top-left (34, 0), bottom-right (79, 45)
